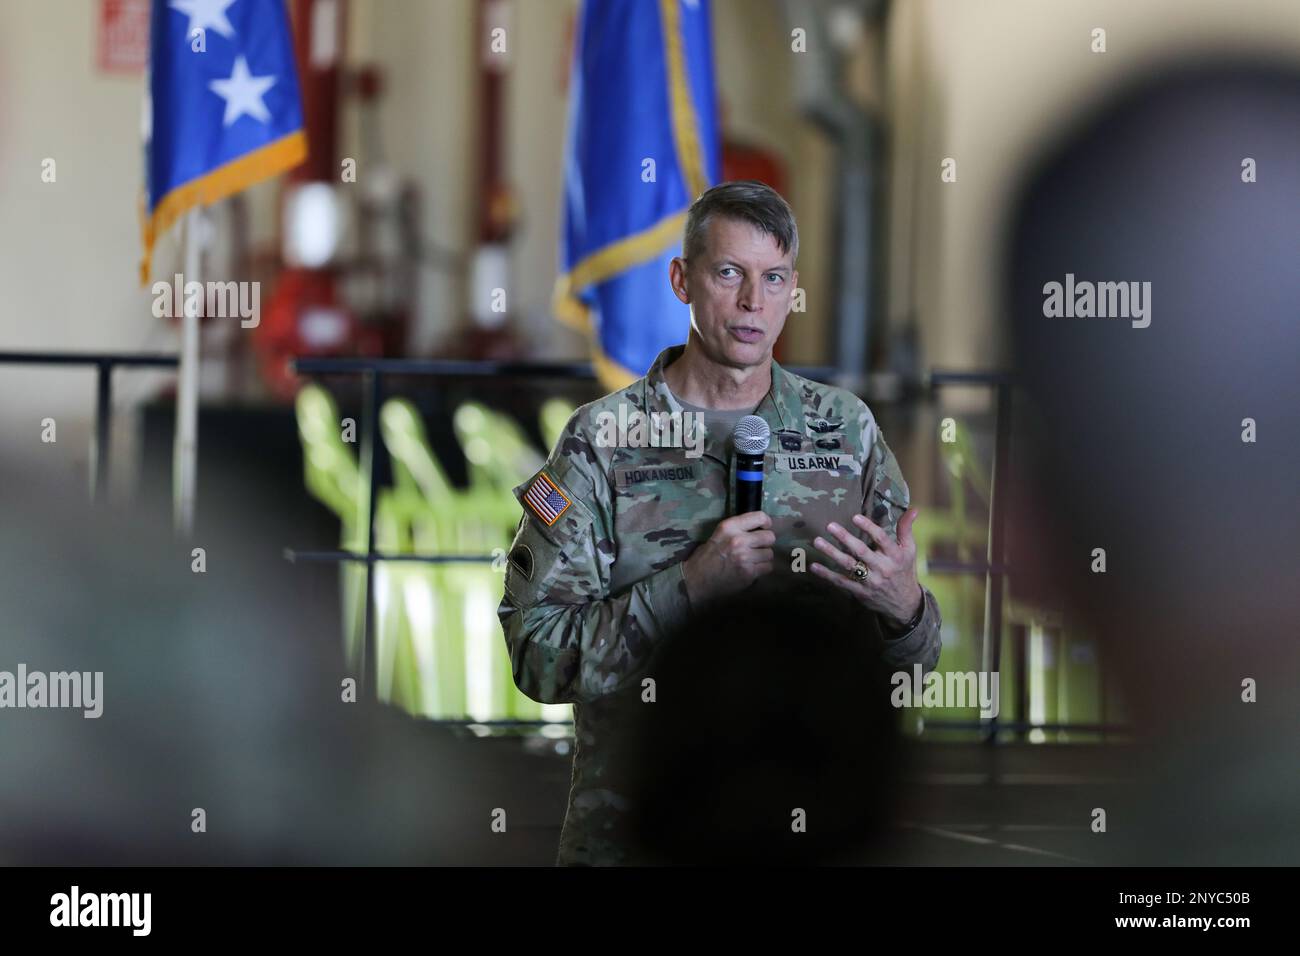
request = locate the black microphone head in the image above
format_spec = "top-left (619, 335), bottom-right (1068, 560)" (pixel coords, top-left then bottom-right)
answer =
top-left (731, 415), bottom-right (771, 456)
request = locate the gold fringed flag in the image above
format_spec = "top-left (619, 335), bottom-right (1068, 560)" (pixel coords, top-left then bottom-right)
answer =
top-left (140, 0), bottom-right (307, 282)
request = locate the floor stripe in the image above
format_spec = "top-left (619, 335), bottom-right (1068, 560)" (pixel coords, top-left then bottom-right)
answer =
top-left (904, 824), bottom-right (1089, 863)
top-left (909, 773), bottom-right (1122, 786)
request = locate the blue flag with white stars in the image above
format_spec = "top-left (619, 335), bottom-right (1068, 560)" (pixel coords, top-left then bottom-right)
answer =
top-left (141, 0), bottom-right (306, 281)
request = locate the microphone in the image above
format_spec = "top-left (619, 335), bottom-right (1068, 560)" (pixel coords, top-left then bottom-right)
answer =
top-left (731, 415), bottom-right (770, 514)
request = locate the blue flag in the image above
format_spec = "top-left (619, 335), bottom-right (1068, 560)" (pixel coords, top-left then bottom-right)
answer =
top-left (141, 0), bottom-right (307, 281)
top-left (555, 0), bottom-right (721, 389)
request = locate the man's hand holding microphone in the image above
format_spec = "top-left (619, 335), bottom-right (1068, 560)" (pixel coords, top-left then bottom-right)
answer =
top-left (681, 510), bottom-right (775, 605)
top-left (681, 415), bottom-right (774, 606)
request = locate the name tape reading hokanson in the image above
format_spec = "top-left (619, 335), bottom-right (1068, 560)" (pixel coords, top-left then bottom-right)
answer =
top-left (523, 472), bottom-right (573, 526)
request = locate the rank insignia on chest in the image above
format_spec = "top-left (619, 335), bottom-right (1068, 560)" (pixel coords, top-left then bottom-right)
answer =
top-left (522, 471), bottom-right (572, 526)
top-left (777, 430), bottom-right (804, 451)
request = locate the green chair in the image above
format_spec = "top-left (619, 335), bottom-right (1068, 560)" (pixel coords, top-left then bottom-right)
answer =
top-left (450, 402), bottom-right (550, 720)
top-left (295, 385), bottom-right (421, 712)
top-left (298, 388), bottom-right (581, 726)
top-left (381, 399), bottom-right (566, 722)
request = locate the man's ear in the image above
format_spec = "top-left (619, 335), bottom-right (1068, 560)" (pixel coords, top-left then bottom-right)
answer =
top-left (669, 256), bottom-right (690, 304)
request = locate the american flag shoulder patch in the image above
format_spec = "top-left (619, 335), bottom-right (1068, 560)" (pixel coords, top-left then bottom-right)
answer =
top-left (522, 471), bottom-right (573, 526)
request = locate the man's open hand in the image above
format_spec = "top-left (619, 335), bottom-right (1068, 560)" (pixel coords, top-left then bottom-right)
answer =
top-left (810, 508), bottom-right (924, 628)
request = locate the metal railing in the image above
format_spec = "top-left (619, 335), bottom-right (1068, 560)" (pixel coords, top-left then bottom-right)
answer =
top-left (286, 358), bottom-right (1128, 741)
top-left (0, 351), bottom-right (1125, 741)
top-left (0, 351), bottom-right (179, 500)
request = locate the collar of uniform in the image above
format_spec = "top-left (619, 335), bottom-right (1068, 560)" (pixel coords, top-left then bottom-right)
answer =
top-left (640, 345), bottom-right (688, 420)
top-left (765, 356), bottom-right (806, 434)
top-left (640, 344), bottom-right (801, 462)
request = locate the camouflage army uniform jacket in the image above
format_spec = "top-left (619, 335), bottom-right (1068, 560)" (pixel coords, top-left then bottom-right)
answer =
top-left (497, 344), bottom-right (942, 865)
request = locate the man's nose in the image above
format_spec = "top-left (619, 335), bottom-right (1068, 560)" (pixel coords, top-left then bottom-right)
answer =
top-left (738, 276), bottom-right (762, 312)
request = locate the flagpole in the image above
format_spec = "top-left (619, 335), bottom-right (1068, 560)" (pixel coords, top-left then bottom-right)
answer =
top-left (174, 206), bottom-right (202, 537)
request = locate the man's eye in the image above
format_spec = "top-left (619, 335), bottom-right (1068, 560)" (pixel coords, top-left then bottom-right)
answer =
top-left (766, 273), bottom-right (784, 283)
top-left (719, 267), bottom-right (737, 278)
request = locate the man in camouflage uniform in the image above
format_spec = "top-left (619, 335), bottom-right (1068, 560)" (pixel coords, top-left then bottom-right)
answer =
top-left (497, 181), bottom-right (941, 865)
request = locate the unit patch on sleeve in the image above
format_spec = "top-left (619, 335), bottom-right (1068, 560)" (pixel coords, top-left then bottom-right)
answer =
top-left (508, 544), bottom-right (534, 580)
top-left (777, 430), bottom-right (805, 451)
top-left (522, 471), bottom-right (573, 526)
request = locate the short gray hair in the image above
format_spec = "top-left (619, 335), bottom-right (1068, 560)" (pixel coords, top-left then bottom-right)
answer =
top-left (682, 180), bottom-right (798, 267)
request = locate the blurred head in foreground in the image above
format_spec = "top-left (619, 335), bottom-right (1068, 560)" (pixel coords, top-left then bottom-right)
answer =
top-left (1005, 62), bottom-right (1300, 863)
top-left (0, 459), bottom-right (503, 865)
top-left (617, 575), bottom-right (904, 865)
